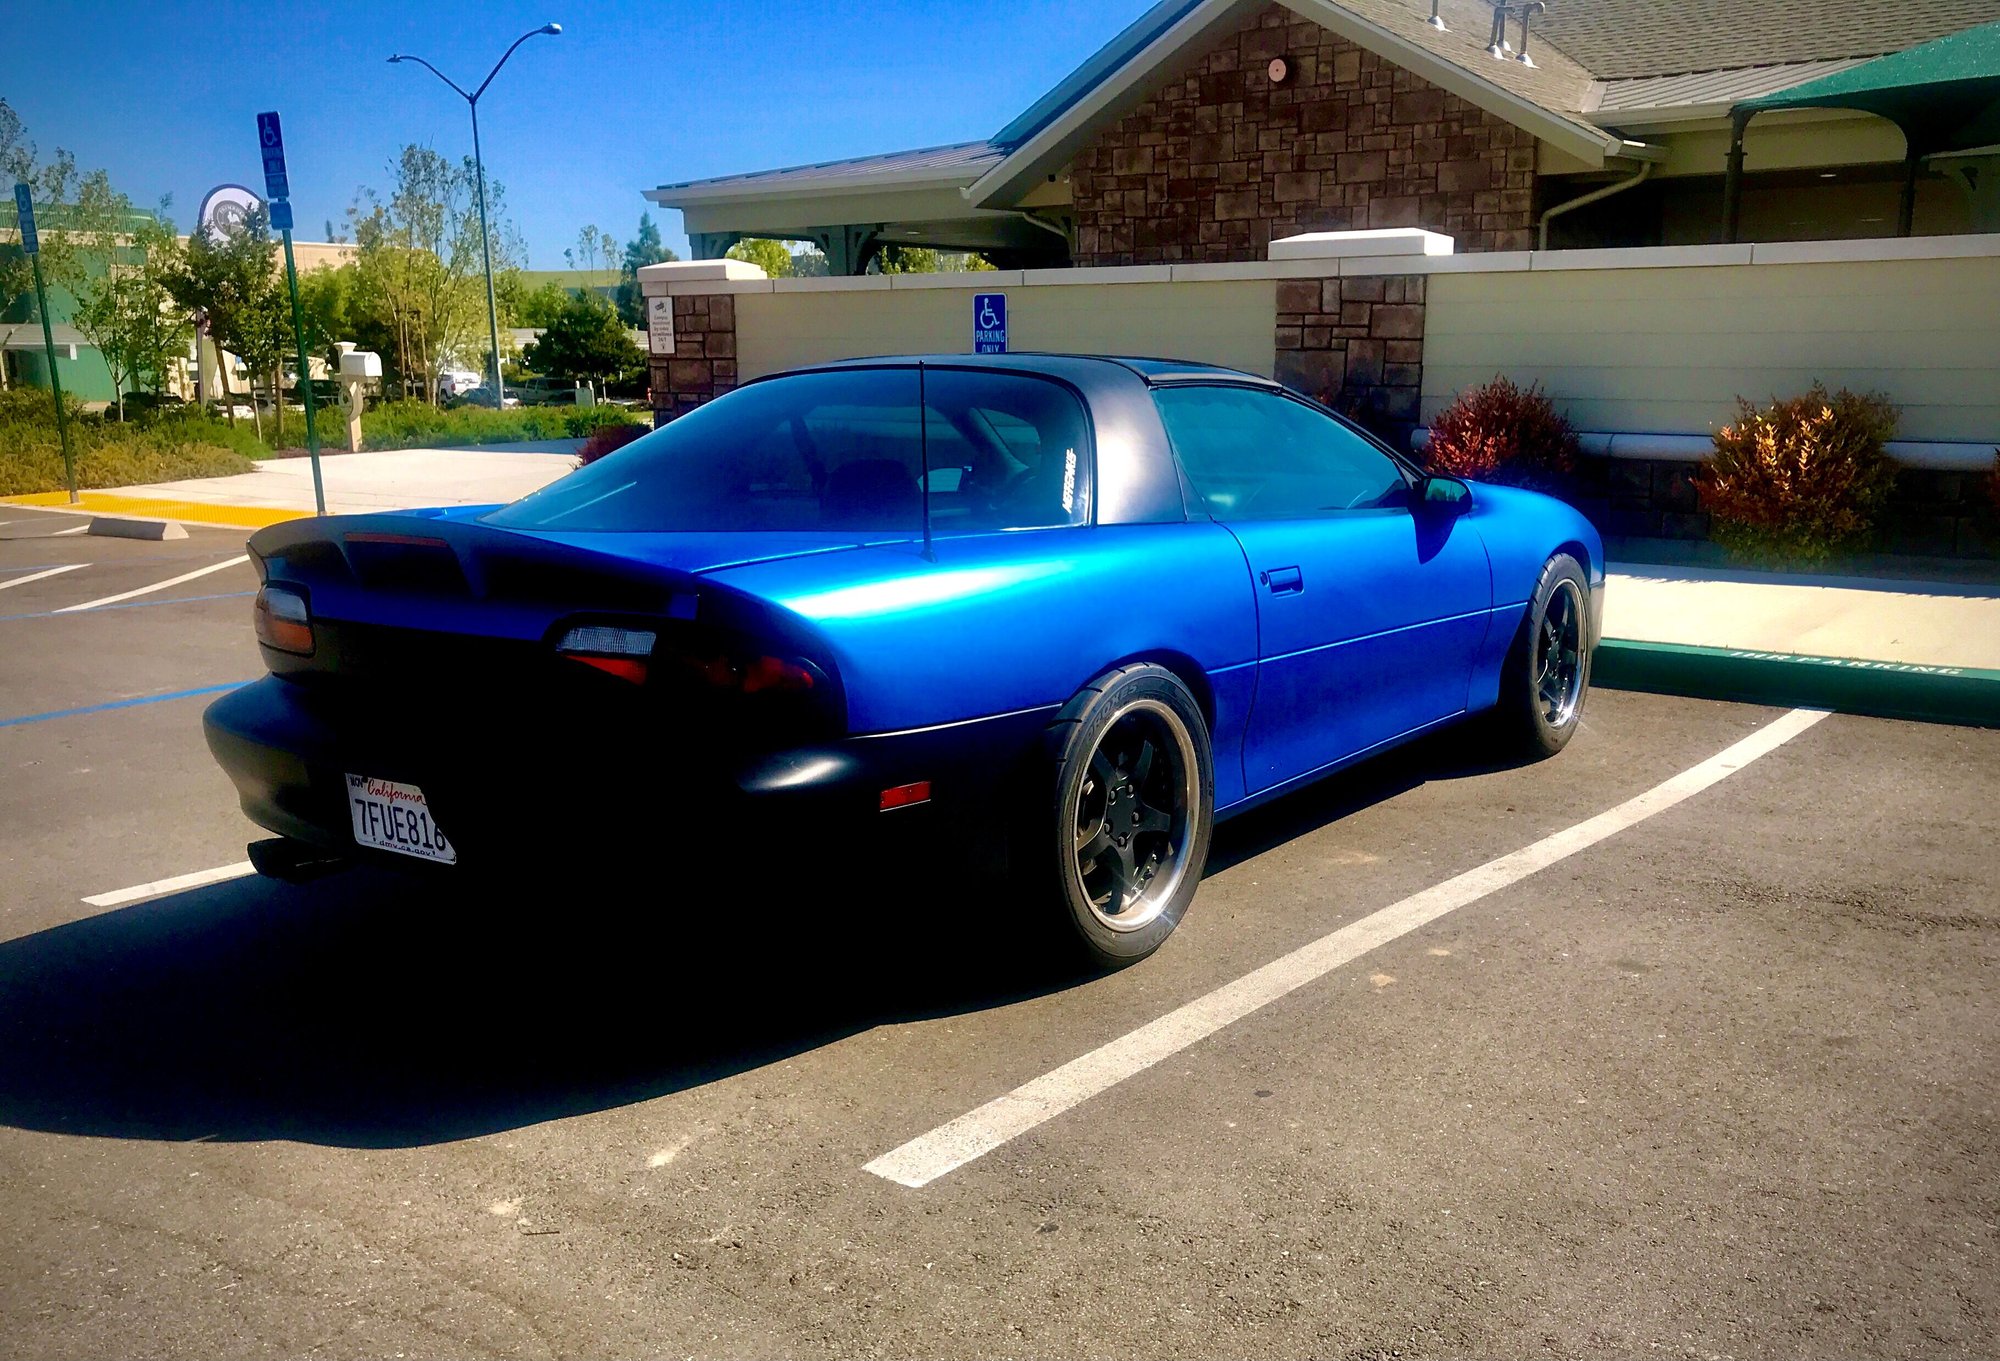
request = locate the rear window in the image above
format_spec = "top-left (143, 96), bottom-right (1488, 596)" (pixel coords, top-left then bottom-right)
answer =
top-left (484, 368), bottom-right (1092, 535)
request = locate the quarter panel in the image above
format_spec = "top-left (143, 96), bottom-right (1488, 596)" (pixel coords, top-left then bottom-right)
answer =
top-left (708, 522), bottom-right (1261, 798)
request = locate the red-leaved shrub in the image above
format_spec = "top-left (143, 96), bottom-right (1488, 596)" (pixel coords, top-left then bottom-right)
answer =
top-left (577, 421), bottom-right (649, 465)
top-left (1422, 377), bottom-right (1579, 493)
top-left (1693, 384), bottom-right (1898, 564)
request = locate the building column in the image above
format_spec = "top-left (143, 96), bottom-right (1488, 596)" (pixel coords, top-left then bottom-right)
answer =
top-left (812, 224), bottom-right (883, 276)
top-left (638, 260), bottom-right (764, 426)
top-left (1273, 273), bottom-right (1427, 451)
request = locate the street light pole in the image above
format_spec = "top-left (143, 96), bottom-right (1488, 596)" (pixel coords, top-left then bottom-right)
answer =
top-left (389, 22), bottom-right (560, 410)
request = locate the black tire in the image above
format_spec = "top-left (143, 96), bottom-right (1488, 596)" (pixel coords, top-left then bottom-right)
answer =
top-left (1030, 664), bottom-right (1215, 969)
top-left (1493, 553), bottom-right (1593, 758)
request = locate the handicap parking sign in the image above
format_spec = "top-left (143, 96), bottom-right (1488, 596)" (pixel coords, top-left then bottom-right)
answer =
top-left (973, 293), bottom-right (1007, 354)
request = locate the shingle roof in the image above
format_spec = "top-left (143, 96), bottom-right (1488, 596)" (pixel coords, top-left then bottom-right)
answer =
top-left (1536, 0), bottom-right (2000, 81)
top-left (1325, 0), bottom-right (1599, 114)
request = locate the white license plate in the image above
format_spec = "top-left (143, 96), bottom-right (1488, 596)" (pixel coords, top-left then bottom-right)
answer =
top-left (345, 774), bottom-right (456, 865)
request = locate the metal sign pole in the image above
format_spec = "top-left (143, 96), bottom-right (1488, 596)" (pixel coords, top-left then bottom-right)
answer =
top-left (29, 251), bottom-right (78, 504)
top-left (13, 183), bottom-right (77, 503)
top-left (280, 228), bottom-right (325, 515)
top-left (255, 112), bottom-right (324, 515)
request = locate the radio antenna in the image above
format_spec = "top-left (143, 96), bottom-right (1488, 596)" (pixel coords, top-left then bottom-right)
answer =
top-left (917, 361), bottom-right (935, 562)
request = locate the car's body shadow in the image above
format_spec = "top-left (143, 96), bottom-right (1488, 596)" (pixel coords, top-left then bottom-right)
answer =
top-left (0, 723), bottom-right (1533, 1148)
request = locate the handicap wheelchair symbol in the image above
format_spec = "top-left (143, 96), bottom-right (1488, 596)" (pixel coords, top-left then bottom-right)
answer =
top-left (973, 293), bottom-right (1008, 353)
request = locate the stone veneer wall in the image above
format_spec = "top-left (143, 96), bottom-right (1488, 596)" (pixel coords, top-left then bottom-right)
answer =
top-left (1069, 3), bottom-right (1536, 267)
top-left (1573, 459), bottom-right (1995, 558)
top-left (648, 292), bottom-right (738, 425)
top-left (1274, 274), bottom-right (1427, 445)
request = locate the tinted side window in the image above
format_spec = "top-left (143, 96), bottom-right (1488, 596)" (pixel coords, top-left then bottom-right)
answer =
top-left (483, 368), bottom-right (1090, 534)
top-left (1153, 386), bottom-right (1408, 519)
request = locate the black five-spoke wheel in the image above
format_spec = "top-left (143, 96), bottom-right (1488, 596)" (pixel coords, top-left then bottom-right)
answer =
top-left (1039, 664), bottom-right (1215, 967)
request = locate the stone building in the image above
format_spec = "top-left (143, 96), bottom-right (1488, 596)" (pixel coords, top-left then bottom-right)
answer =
top-left (645, 0), bottom-right (2000, 272)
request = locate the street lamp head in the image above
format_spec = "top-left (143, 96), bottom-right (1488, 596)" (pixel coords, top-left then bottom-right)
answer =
top-left (540, 22), bottom-right (561, 34)
top-left (387, 54), bottom-right (404, 62)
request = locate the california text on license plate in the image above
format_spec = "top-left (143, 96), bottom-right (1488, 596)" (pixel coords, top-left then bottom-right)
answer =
top-left (345, 774), bottom-right (456, 865)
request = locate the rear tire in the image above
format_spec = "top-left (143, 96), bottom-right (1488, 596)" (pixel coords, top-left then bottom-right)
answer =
top-left (1029, 664), bottom-right (1214, 969)
top-left (1492, 553), bottom-right (1592, 758)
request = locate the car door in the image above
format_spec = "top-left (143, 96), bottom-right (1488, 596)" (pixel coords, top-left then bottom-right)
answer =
top-left (1153, 383), bottom-right (1490, 794)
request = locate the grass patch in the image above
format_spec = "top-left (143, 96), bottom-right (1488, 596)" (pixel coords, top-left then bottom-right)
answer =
top-left (359, 400), bottom-right (641, 452)
top-left (0, 390), bottom-right (255, 496)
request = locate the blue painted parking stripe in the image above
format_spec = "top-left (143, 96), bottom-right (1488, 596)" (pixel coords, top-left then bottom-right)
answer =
top-left (0, 590), bottom-right (255, 624)
top-left (0, 680), bottom-right (252, 730)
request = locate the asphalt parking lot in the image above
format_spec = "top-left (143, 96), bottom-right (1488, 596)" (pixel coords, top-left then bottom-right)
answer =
top-left (1, 517), bottom-right (1995, 1359)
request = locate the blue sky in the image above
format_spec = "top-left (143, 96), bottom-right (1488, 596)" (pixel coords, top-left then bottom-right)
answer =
top-left (2, 1), bottom-right (1152, 267)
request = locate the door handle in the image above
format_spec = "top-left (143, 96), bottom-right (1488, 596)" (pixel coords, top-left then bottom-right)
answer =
top-left (1262, 565), bottom-right (1304, 595)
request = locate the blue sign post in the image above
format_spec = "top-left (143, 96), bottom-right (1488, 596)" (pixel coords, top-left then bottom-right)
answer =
top-left (255, 112), bottom-right (324, 514)
top-left (973, 292), bottom-right (1008, 354)
top-left (13, 182), bottom-right (77, 502)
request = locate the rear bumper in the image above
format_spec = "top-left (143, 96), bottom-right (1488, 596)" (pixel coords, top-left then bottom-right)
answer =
top-left (203, 677), bottom-right (1049, 875)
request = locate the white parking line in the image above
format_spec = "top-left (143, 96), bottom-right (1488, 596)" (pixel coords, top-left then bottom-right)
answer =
top-left (0, 564), bottom-right (89, 591)
top-left (865, 707), bottom-right (1832, 1189)
top-left (82, 861), bottom-right (255, 908)
top-left (52, 525), bottom-right (88, 536)
top-left (54, 554), bottom-right (251, 613)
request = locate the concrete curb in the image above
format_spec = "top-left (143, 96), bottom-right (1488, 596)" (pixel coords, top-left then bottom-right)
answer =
top-left (1595, 639), bottom-right (2000, 728)
top-left (88, 516), bottom-right (187, 541)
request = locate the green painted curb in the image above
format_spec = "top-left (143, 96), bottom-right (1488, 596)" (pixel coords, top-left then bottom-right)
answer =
top-left (1594, 639), bottom-right (2000, 728)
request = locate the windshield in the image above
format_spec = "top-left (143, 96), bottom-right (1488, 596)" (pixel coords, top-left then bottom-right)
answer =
top-left (484, 367), bottom-right (1093, 535)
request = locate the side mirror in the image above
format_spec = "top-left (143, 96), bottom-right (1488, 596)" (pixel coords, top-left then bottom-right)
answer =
top-left (1413, 474), bottom-right (1472, 516)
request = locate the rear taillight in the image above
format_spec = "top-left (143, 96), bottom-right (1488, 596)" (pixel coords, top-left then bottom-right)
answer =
top-left (253, 585), bottom-right (313, 655)
top-left (554, 621), bottom-right (818, 698)
top-left (556, 624), bottom-right (657, 685)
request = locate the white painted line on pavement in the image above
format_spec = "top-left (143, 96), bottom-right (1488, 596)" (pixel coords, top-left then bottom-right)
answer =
top-left (865, 707), bottom-right (1832, 1189)
top-left (54, 554), bottom-right (250, 613)
top-left (83, 861), bottom-right (255, 908)
top-left (52, 525), bottom-right (89, 536)
top-left (0, 563), bottom-right (89, 591)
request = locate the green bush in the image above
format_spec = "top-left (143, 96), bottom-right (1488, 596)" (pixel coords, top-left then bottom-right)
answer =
top-left (0, 387), bottom-right (254, 496)
top-left (358, 400), bottom-right (641, 451)
top-left (1694, 384), bottom-right (1899, 565)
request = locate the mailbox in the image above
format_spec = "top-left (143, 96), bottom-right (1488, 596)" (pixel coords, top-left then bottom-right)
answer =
top-left (337, 349), bottom-right (383, 380)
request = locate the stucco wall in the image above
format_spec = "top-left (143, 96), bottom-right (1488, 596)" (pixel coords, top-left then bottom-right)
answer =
top-left (736, 279), bottom-right (1276, 384)
top-left (1422, 251), bottom-right (2000, 443)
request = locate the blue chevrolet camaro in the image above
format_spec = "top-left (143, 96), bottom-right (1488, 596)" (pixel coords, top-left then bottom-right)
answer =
top-left (206, 354), bottom-right (1602, 967)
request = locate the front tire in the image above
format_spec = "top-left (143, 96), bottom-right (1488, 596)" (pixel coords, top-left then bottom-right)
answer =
top-left (1493, 553), bottom-right (1592, 758)
top-left (1034, 664), bottom-right (1214, 969)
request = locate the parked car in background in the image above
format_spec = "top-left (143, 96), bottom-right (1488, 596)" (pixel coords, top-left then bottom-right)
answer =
top-left (513, 376), bottom-right (587, 406)
top-left (205, 354), bottom-right (1602, 970)
top-left (444, 386), bottom-right (522, 410)
top-left (438, 369), bottom-right (484, 400)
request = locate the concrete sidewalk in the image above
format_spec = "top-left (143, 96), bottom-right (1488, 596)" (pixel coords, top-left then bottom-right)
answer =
top-left (1599, 561), bottom-right (2000, 725)
top-left (1, 448), bottom-right (580, 530)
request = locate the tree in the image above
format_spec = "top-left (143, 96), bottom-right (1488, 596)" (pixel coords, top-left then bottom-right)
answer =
top-left (615, 210), bottom-right (676, 326)
top-left (115, 218), bottom-right (193, 401)
top-left (0, 99), bottom-right (78, 390)
top-left (727, 237), bottom-right (795, 278)
top-left (507, 279), bottom-right (572, 329)
top-left (875, 244), bottom-right (942, 274)
top-left (164, 209), bottom-right (289, 438)
top-left (60, 172), bottom-right (185, 419)
top-left (522, 292), bottom-right (641, 390)
top-left (348, 145), bottom-right (521, 403)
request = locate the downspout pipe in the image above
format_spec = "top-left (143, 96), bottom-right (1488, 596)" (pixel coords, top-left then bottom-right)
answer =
top-left (1538, 160), bottom-right (1654, 250)
top-left (1722, 107), bottom-right (1753, 243)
